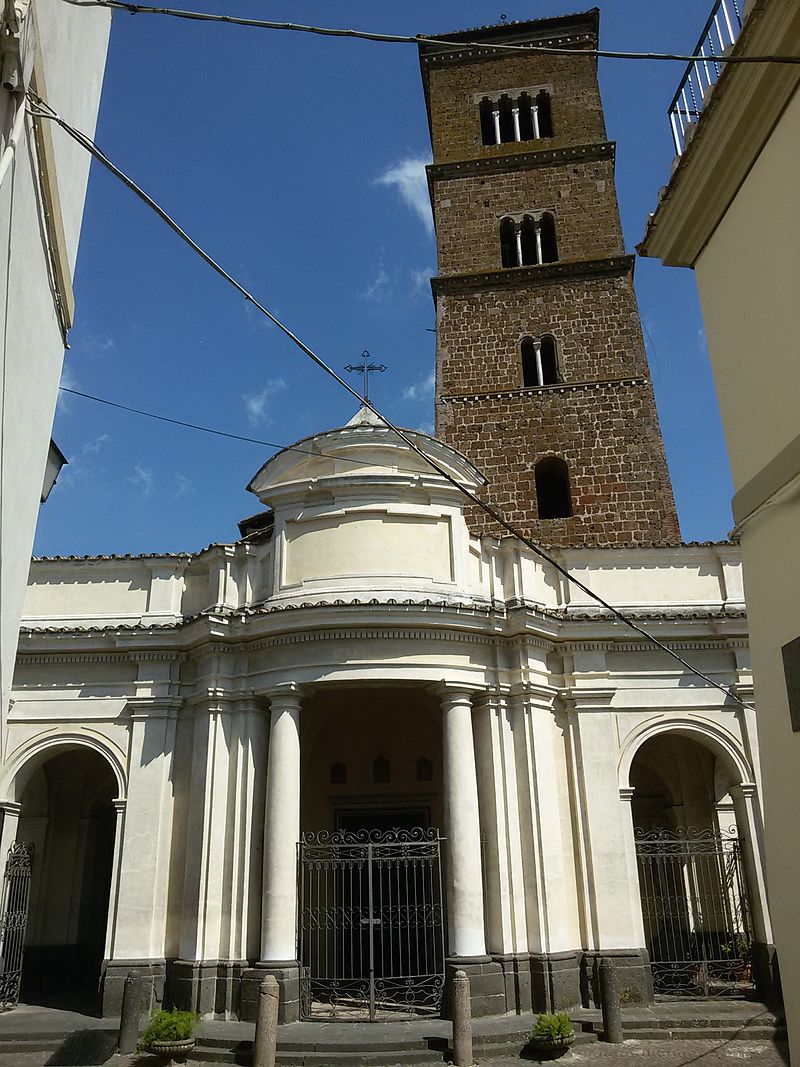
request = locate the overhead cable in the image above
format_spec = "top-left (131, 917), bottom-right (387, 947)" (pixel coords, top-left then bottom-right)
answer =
top-left (31, 92), bottom-right (752, 710)
top-left (59, 0), bottom-right (800, 65)
top-left (59, 386), bottom-right (441, 477)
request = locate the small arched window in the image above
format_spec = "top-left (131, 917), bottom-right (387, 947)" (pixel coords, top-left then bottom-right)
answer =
top-left (416, 758), bottom-right (433, 783)
top-left (535, 457), bottom-right (573, 519)
top-left (373, 756), bottom-right (391, 784)
top-left (499, 214), bottom-right (558, 269)
top-left (330, 761), bottom-right (346, 784)
top-left (521, 335), bottom-right (559, 387)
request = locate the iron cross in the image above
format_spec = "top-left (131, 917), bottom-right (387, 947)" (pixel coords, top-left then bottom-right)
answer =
top-left (344, 350), bottom-right (387, 402)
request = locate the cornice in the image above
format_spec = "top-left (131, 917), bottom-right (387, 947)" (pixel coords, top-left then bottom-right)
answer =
top-left (420, 30), bottom-right (596, 72)
top-left (428, 140), bottom-right (614, 183)
top-left (440, 377), bottom-right (646, 405)
top-left (431, 255), bottom-right (634, 298)
top-left (246, 627), bottom-right (497, 654)
top-left (639, 0), bottom-right (800, 266)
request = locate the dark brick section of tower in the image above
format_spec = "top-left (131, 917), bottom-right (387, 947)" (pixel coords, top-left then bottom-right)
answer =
top-left (419, 12), bottom-right (681, 547)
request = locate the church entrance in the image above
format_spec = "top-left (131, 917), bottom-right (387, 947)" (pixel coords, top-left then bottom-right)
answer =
top-left (630, 733), bottom-right (755, 998)
top-left (299, 687), bottom-right (445, 1020)
top-left (13, 749), bottom-right (117, 1013)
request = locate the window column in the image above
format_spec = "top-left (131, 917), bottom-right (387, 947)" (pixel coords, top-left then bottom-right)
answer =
top-left (533, 340), bottom-right (544, 386)
top-left (514, 223), bottom-right (524, 268)
top-left (531, 103), bottom-right (540, 139)
top-left (512, 106), bottom-right (521, 142)
top-left (533, 219), bottom-right (543, 265)
top-left (492, 105), bottom-right (501, 145)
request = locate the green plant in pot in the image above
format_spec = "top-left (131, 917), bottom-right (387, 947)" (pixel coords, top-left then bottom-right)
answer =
top-left (139, 1008), bottom-right (199, 1063)
top-left (525, 1012), bottom-right (575, 1059)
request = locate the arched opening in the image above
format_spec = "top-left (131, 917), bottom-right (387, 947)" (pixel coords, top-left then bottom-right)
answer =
top-left (497, 94), bottom-right (515, 143)
top-left (521, 336), bottom-right (559, 387)
top-left (535, 456), bottom-right (572, 519)
top-left (539, 212), bottom-right (558, 262)
top-left (14, 748), bottom-right (117, 1012)
top-left (499, 216), bottom-right (517, 268)
top-left (519, 215), bottom-right (539, 265)
top-left (630, 733), bottom-right (756, 998)
top-left (479, 97), bottom-right (496, 145)
top-left (535, 89), bottom-right (554, 137)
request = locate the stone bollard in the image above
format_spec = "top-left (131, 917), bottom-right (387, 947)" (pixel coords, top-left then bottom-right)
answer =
top-left (452, 969), bottom-right (473, 1067)
top-left (117, 971), bottom-right (146, 1054)
top-left (252, 975), bottom-right (280, 1067)
top-left (599, 959), bottom-right (624, 1044)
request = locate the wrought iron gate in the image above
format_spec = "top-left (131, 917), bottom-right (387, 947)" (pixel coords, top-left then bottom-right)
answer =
top-left (635, 827), bottom-right (754, 998)
top-left (0, 842), bottom-right (34, 1009)
top-left (299, 828), bottom-right (445, 1020)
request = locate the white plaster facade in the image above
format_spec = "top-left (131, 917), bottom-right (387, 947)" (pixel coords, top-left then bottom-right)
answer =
top-left (0, 410), bottom-right (772, 1019)
top-left (640, 0), bottom-right (799, 1047)
top-left (0, 0), bottom-right (111, 739)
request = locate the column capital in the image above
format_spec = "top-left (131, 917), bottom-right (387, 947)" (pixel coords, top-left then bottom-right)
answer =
top-left (730, 782), bottom-right (758, 799)
top-left (434, 682), bottom-right (479, 708)
top-left (266, 682), bottom-right (304, 709)
top-left (619, 787), bottom-right (635, 804)
top-left (112, 799), bottom-right (127, 814)
top-left (0, 800), bottom-right (21, 816)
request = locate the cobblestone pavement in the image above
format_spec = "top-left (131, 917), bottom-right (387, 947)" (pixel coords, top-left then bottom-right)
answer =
top-left (0, 1039), bottom-right (791, 1067)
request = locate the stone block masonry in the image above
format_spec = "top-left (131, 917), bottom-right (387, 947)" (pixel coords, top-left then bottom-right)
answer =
top-left (420, 13), bottom-right (681, 547)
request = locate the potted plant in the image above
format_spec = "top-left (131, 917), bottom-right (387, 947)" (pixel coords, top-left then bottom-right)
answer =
top-left (139, 1008), bottom-right (199, 1064)
top-left (524, 1011), bottom-right (575, 1059)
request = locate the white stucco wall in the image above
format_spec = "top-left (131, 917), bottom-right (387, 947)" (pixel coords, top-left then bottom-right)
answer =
top-left (0, 0), bottom-right (111, 742)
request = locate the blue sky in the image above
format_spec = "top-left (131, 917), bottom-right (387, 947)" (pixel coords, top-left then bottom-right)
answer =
top-left (36, 0), bottom-right (734, 556)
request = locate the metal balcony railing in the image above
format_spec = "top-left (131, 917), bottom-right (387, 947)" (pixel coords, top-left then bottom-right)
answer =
top-left (668, 0), bottom-right (744, 156)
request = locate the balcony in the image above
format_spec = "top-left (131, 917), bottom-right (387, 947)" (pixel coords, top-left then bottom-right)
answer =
top-left (669, 0), bottom-right (744, 156)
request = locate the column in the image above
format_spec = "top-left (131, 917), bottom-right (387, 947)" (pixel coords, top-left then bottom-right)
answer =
top-left (105, 698), bottom-right (179, 1015)
top-left (731, 782), bottom-right (776, 997)
top-left (492, 106), bottom-right (501, 144)
top-left (533, 340), bottom-right (544, 386)
top-left (534, 220), bottom-right (543, 265)
top-left (440, 688), bottom-right (486, 958)
top-left (511, 106), bottom-right (521, 141)
top-left (514, 223), bottom-right (524, 267)
top-left (0, 800), bottom-right (20, 864)
top-left (261, 684), bottom-right (302, 962)
top-left (531, 103), bottom-right (540, 138)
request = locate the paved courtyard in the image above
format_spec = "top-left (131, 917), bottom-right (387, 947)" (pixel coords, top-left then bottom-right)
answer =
top-left (0, 1037), bottom-right (789, 1067)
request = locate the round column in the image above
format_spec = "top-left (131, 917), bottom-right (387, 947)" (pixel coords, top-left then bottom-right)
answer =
top-left (440, 687), bottom-right (487, 958)
top-left (261, 684), bottom-right (302, 962)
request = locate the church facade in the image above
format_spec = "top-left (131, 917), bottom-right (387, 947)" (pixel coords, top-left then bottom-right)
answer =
top-left (0, 11), bottom-right (775, 1023)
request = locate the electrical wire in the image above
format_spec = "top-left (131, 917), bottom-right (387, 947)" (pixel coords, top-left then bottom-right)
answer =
top-left (31, 92), bottom-right (752, 710)
top-left (59, 385), bottom-right (447, 477)
top-left (59, 0), bottom-right (800, 65)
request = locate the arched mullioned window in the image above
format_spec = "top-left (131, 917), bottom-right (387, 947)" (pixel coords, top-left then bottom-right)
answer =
top-left (535, 456), bottom-right (573, 519)
top-left (499, 213), bottom-right (558, 269)
top-left (521, 335), bottom-right (559, 387)
top-left (373, 756), bottom-right (391, 783)
top-left (479, 88), bottom-right (554, 146)
top-left (416, 757), bottom-right (433, 783)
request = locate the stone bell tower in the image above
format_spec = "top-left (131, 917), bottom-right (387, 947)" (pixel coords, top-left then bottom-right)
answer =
top-left (419, 11), bottom-right (680, 547)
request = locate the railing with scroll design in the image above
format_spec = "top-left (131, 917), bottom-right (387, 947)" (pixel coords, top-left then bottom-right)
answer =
top-left (0, 842), bottom-right (34, 1009)
top-left (635, 826), bottom-right (754, 998)
top-left (669, 0), bottom-right (743, 156)
top-left (299, 827), bottom-right (445, 1021)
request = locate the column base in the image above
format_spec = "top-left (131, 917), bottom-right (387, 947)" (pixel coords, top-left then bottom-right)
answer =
top-left (167, 959), bottom-right (247, 1017)
top-left (580, 949), bottom-right (653, 1008)
top-left (101, 959), bottom-right (166, 1018)
top-left (530, 951), bottom-right (582, 1012)
top-left (443, 956), bottom-right (507, 1018)
top-left (752, 942), bottom-right (782, 1006)
top-left (241, 961), bottom-right (300, 1024)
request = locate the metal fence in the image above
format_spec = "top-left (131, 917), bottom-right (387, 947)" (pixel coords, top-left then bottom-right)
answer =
top-left (635, 826), bottom-right (754, 998)
top-left (668, 0), bottom-right (743, 156)
top-left (299, 827), bottom-right (445, 1021)
top-left (0, 842), bottom-right (34, 1009)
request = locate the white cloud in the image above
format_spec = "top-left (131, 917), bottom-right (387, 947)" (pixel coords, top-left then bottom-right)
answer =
top-left (403, 371), bottom-right (435, 403)
top-left (375, 157), bottom-right (433, 234)
top-left (82, 434), bottom-right (110, 455)
top-left (174, 473), bottom-right (193, 498)
top-left (410, 266), bottom-right (433, 294)
top-left (243, 378), bottom-right (286, 425)
top-left (126, 464), bottom-right (153, 497)
top-left (360, 264), bottom-right (391, 302)
top-left (79, 332), bottom-right (116, 357)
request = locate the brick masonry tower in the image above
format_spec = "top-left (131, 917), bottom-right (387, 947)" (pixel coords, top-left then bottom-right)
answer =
top-left (419, 11), bottom-right (681, 547)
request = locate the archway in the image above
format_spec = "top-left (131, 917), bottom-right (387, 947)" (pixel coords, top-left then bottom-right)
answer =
top-left (629, 731), bottom-right (755, 998)
top-left (13, 748), bottom-right (117, 1012)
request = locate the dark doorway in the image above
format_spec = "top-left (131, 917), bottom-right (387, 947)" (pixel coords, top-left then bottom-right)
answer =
top-left (17, 750), bottom-right (117, 1014)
